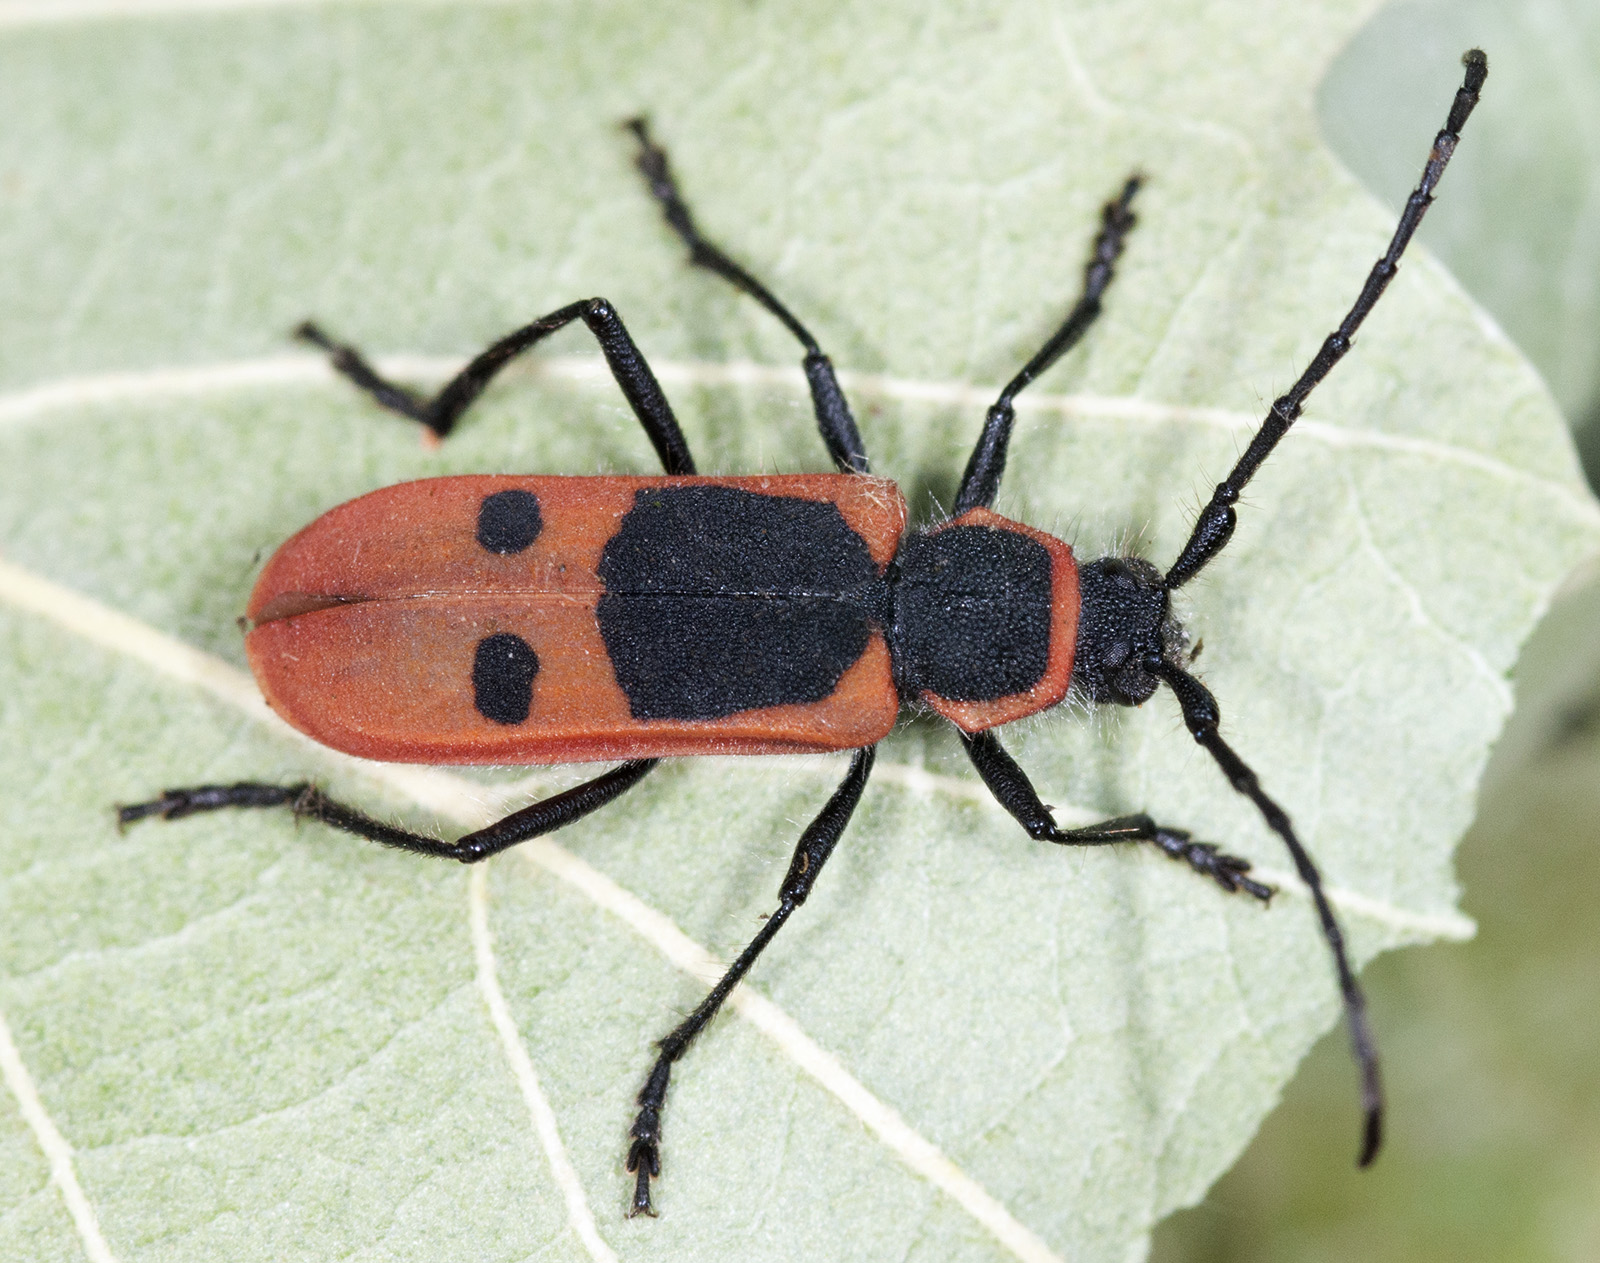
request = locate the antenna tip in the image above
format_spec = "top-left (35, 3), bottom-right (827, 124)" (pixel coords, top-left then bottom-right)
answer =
top-left (1357, 1104), bottom-right (1383, 1168)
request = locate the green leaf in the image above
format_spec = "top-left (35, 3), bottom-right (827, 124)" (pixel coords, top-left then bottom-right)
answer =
top-left (0, 4), bottom-right (1593, 1262)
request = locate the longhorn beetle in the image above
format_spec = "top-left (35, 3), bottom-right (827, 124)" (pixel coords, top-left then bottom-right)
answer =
top-left (120, 51), bottom-right (1488, 1216)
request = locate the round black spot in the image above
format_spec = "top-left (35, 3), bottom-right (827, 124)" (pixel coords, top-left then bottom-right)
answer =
top-left (473, 634), bottom-right (540, 725)
top-left (476, 490), bottom-right (543, 554)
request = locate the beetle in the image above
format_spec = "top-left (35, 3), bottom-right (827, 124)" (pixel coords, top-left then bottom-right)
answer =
top-left (119, 52), bottom-right (1488, 1217)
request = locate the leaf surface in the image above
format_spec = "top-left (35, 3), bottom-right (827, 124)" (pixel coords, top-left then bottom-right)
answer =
top-left (0, 3), bottom-right (1595, 1262)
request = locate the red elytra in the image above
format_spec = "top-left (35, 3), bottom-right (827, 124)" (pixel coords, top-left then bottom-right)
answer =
top-left (245, 473), bottom-right (1081, 764)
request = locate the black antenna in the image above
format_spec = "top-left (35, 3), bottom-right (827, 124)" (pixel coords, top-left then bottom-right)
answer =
top-left (1155, 660), bottom-right (1383, 1162)
top-left (1166, 49), bottom-right (1488, 591)
top-left (1156, 49), bottom-right (1489, 1167)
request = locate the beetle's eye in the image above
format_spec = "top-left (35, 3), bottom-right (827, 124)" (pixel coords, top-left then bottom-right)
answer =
top-left (1113, 662), bottom-right (1159, 706)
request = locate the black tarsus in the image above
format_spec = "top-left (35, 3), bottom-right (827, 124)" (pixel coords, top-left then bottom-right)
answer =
top-left (1165, 49), bottom-right (1487, 591)
top-left (625, 117), bottom-right (871, 477)
top-left (116, 761), bottom-right (659, 863)
top-left (953, 174), bottom-right (1142, 515)
top-left (294, 321), bottom-right (432, 423)
top-left (959, 729), bottom-right (1274, 901)
top-left (626, 745), bottom-right (875, 1217)
top-left (296, 297), bottom-right (697, 475)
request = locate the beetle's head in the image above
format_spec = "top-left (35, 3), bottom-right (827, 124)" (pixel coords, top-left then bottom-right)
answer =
top-left (1071, 555), bottom-right (1186, 707)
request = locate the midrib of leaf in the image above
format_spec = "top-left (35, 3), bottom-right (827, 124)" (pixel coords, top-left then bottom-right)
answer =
top-left (4, 353), bottom-right (1595, 527)
top-left (0, 346), bottom-right (1584, 752)
top-left (0, 344), bottom-right (1569, 945)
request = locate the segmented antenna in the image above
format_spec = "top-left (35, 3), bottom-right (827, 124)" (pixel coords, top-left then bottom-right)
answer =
top-left (1165, 49), bottom-right (1488, 591)
top-left (1160, 49), bottom-right (1488, 1166)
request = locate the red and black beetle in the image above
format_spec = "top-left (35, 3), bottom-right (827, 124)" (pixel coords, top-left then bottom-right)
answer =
top-left (121, 54), bottom-right (1488, 1216)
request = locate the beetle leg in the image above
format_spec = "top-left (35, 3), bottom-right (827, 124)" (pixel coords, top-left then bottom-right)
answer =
top-left (958, 729), bottom-right (1272, 901)
top-left (293, 321), bottom-right (432, 422)
top-left (625, 118), bottom-right (870, 476)
top-left (116, 759), bottom-right (658, 862)
top-left (297, 298), bottom-right (697, 474)
top-left (626, 745), bottom-right (874, 1217)
top-left (953, 175), bottom-right (1141, 515)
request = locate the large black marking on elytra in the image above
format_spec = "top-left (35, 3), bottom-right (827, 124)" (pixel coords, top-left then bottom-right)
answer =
top-left (889, 525), bottom-right (1053, 702)
top-left (477, 489), bottom-right (543, 554)
top-left (597, 486), bottom-right (888, 721)
top-left (473, 633), bottom-right (540, 724)
top-left (595, 485), bottom-right (1058, 721)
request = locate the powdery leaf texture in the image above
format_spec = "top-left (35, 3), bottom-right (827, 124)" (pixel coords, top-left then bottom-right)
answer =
top-left (0, 3), bottom-right (1594, 1262)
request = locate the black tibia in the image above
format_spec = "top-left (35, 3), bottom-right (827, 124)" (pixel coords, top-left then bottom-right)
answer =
top-left (116, 761), bottom-right (658, 864)
top-left (296, 298), bottom-right (697, 475)
top-left (953, 176), bottom-right (1142, 516)
top-left (958, 730), bottom-right (1272, 901)
top-left (295, 321), bottom-right (432, 423)
top-left (1165, 50), bottom-right (1488, 591)
top-left (627, 745), bottom-right (875, 1217)
top-left (625, 118), bottom-right (871, 476)
top-left (1152, 658), bottom-right (1383, 1166)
